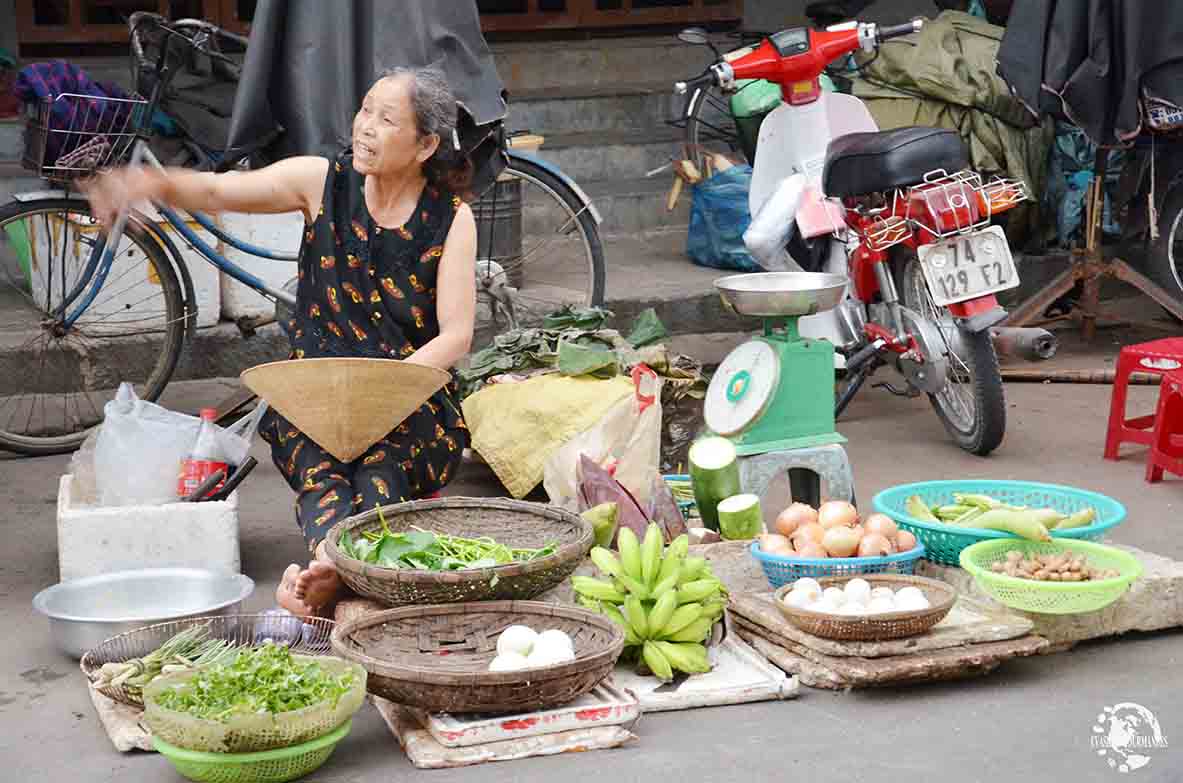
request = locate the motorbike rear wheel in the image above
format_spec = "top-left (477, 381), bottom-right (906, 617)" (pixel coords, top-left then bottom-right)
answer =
top-left (894, 250), bottom-right (1006, 456)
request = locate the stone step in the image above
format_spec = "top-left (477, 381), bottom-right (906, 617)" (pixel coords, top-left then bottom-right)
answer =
top-left (582, 175), bottom-right (691, 236)
top-left (0, 118), bottom-right (24, 162)
top-left (493, 37), bottom-right (715, 94)
top-left (532, 129), bottom-right (682, 185)
top-left (507, 83), bottom-right (684, 136)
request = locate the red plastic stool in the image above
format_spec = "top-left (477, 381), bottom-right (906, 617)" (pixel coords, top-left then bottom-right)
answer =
top-left (1104, 337), bottom-right (1183, 460)
top-left (1146, 369), bottom-right (1183, 482)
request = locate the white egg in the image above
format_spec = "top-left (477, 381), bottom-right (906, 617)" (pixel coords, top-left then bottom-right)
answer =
top-left (896, 593), bottom-right (931, 612)
top-left (836, 602), bottom-right (867, 616)
top-left (793, 577), bottom-right (822, 597)
top-left (488, 652), bottom-right (529, 672)
top-left (784, 589), bottom-right (815, 609)
top-left (867, 597), bottom-right (897, 614)
top-left (843, 578), bottom-right (872, 601)
top-left (894, 587), bottom-right (925, 605)
top-left (810, 595), bottom-right (842, 614)
top-left (531, 633), bottom-right (575, 662)
top-left (792, 583), bottom-right (822, 603)
top-left (536, 629), bottom-right (574, 654)
top-left (525, 646), bottom-right (570, 668)
top-left (870, 587), bottom-right (895, 601)
top-left (822, 587), bottom-right (847, 606)
top-left (496, 625), bottom-right (538, 657)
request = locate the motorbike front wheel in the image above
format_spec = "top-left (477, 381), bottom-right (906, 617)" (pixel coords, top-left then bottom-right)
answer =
top-left (894, 250), bottom-right (1007, 456)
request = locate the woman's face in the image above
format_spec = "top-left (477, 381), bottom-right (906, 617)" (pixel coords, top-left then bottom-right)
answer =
top-left (352, 76), bottom-right (439, 177)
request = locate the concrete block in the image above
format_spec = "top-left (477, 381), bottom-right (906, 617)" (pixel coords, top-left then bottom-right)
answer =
top-left (918, 546), bottom-right (1183, 646)
top-left (217, 211), bottom-right (303, 320)
top-left (56, 474), bottom-right (240, 581)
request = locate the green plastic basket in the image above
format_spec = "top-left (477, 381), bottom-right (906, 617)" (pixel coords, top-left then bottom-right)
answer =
top-left (959, 539), bottom-right (1142, 615)
top-left (153, 720), bottom-right (351, 783)
top-left (873, 480), bottom-right (1126, 566)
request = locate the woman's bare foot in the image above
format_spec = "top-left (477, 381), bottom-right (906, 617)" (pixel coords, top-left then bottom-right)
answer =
top-left (294, 560), bottom-right (345, 615)
top-left (276, 564), bottom-right (316, 618)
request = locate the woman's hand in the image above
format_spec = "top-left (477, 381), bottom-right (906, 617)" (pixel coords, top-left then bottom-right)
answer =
top-left (82, 167), bottom-right (163, 228)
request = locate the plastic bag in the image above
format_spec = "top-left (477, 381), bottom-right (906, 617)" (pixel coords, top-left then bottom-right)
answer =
top-left (93, 384), bottom-right (266, 506)
top-left (686, 165), bottom-right (764, 272)
top-left (744, 173), bottom-right (807, 273)
top-left (544, 366), bottom-right (663, 511)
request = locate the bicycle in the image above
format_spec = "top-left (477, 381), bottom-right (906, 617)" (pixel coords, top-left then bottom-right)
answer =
top-left (0, 14), bottom-right (604, 455)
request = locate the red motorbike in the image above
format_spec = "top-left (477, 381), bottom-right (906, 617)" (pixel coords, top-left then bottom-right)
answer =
top-left (677, 19), bottom-right (1055, 455)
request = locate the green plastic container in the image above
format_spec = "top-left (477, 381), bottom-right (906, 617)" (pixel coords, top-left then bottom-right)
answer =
top-left (959, 540), bottom-right (1142, 615)
top-left (3, 219), bottom-right (32, 291)
top-left (730, 79), bottom-right (781, 164)
top-left (153, 720), bottom-right (351, 783)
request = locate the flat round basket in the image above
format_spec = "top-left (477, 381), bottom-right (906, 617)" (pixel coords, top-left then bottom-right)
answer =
top-left (324, 497), bottom-right (593, 606)
top-left (330, 601), bottom-right (625, 714)
top-left (959, 539), bottom-right (1143, 615)
top-left (773, 574), bottom-right (957, 641)
top-left (80, 614), bottom-right (335, 709)
top-left (143, 655), bottom-right (367, 754)
top-left (872, 480), bottom-right (1126, 566)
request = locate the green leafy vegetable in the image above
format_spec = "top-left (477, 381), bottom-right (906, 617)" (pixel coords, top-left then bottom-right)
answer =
top-left (154, 643), bottom-right (356, 721)
top-left (339, 506), bottom-right (557, 571)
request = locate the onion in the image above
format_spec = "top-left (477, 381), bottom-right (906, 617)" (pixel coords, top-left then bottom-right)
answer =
top-left (774, 503), bottom-right (817, 538)
top-left (791, 522), bottom-right (825, 549)
top-left (818, 501), bottom-right (859, 529)
top-left (857, 532), bottom-right (893, 558)
top-left (822, 526), bottom-right (862, 558)
top-left (794, 541), bottom-right (828, 559)
top-left (864, 513), bottom-right (899, 541)
top-left (758, 533), bottom-right (792, 556)
top-left (895, 530), bottom-right (918, 552)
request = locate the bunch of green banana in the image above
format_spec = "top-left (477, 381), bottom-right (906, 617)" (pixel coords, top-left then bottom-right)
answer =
top-left (906, 493), bottom-right (1097, 542)
top-left (571, 522), bottom-right (727, 681)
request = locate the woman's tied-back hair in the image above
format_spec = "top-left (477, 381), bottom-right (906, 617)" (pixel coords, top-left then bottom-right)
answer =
top-left (381, 64), bottom-right (474, 199)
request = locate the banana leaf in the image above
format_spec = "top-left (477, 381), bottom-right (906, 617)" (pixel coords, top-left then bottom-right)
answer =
top-left (627, 308), bottom-right (668, 348)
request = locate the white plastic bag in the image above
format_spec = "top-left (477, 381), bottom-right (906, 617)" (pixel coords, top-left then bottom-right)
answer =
top-left (93, 386), bottom-right (267, 506)
top-left (743, 173), bottom-right (807, 273)
top-left (94, 383), bottom-right (202, 506)
top-left (543, 366), bottom-right (663, 511)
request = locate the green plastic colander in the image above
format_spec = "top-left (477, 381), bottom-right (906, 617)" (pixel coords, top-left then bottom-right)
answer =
top-left (959, 539), bottom-right (1142, 615)
top-left (153, 720), bottom-right (351, 783)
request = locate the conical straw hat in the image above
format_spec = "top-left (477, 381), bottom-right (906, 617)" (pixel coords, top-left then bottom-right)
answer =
top-left (241, 358), bottom-right (451, 463)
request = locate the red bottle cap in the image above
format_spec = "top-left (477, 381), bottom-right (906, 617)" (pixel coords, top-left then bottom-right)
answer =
top-left (200, 408), bottom-right (218, 421)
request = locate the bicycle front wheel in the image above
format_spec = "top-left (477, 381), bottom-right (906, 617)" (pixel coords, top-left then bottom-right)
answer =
top-left (472, 154), bottom-right (605, 344)
top-left (684, 84), bottom-right (747, 173)
top-left (0, 198), bottom-right (185, 455)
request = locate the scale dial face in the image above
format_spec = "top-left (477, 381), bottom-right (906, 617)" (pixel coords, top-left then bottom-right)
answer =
top-left (704, 339), bottom-right (781, 436)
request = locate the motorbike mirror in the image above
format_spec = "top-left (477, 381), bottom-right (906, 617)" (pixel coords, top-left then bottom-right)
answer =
top-left (678, 27), bottom-right (711, 45)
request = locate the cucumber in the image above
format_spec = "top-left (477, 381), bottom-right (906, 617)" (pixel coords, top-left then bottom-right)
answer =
top-left (716, 493), bottom-right (763, 540)
top-left (688, 437), bottom-right (742, 532)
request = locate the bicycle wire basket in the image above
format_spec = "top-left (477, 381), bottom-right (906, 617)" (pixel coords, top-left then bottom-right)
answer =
top-left (23, 92), bottom-right (147, 181)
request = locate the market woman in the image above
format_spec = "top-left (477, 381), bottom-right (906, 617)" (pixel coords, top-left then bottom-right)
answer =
top-left (85, 66), bottom-right (476, 616)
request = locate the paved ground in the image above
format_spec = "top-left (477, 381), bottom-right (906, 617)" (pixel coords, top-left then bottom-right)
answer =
top-left (3, 315), bottom-right (1183, 781)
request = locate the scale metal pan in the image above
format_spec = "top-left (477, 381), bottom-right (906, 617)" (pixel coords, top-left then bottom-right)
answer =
top-left (715, 272), bottom-right (848, 318)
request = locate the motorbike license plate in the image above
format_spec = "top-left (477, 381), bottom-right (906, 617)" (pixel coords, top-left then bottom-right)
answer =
top-left (917, 225), bottom-right (1019, 307)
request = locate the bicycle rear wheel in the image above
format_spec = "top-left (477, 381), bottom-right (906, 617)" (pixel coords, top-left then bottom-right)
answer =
top-left (684, 84), bottom-right (747, 173)
top-left (0, 198), bottom-right (185, 455)
top-left (472, 155), bottom-right (605, 344)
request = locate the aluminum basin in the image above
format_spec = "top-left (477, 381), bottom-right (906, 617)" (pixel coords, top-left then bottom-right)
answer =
top-left (32, 568), bottom-right (255, 659)
top-left (715, 272), bottom-right (849, 318)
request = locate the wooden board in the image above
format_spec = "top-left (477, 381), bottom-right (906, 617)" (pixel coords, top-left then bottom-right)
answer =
top-left (732, 617), bottom-right (1048, 689)
top-left (729, 592), bottom-right (1035, 659)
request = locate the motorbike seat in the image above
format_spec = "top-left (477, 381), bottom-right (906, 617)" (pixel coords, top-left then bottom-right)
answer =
top-left (822, 127), bottom-right (969, 199)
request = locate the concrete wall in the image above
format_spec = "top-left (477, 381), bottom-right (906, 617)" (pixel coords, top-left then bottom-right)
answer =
top-left (744, 0), bottom-right (939, 32)
top-left (0, 0), bottom-right (16, 59)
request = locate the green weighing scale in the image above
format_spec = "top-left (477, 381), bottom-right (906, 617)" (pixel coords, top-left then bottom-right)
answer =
top-left (705, 272), bottom-right (850, 456)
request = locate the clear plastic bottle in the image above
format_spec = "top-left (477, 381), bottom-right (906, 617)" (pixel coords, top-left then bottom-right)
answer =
top-left (177, 408), bottom-right (229, 499)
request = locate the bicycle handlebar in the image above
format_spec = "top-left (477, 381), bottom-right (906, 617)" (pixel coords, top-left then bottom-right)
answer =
top-left (128, 11), bottom-right (245, 70)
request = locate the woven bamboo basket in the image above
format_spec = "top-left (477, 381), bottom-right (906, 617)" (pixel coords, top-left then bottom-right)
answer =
top-left (773, 574), bottom-right (957, 641)
top-left (324, 497), bottom-right (593, 606)
top-left (330, 601), bottom-right (625, 714)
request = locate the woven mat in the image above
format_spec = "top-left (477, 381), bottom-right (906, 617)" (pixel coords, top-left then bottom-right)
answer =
top-left (88, 683), bottom-right (153, 753)
top-left (372, 696), bottom-right (636, 769)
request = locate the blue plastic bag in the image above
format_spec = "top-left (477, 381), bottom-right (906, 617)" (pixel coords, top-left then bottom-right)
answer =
top-left (686, 164), bottom-right (763, 272)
